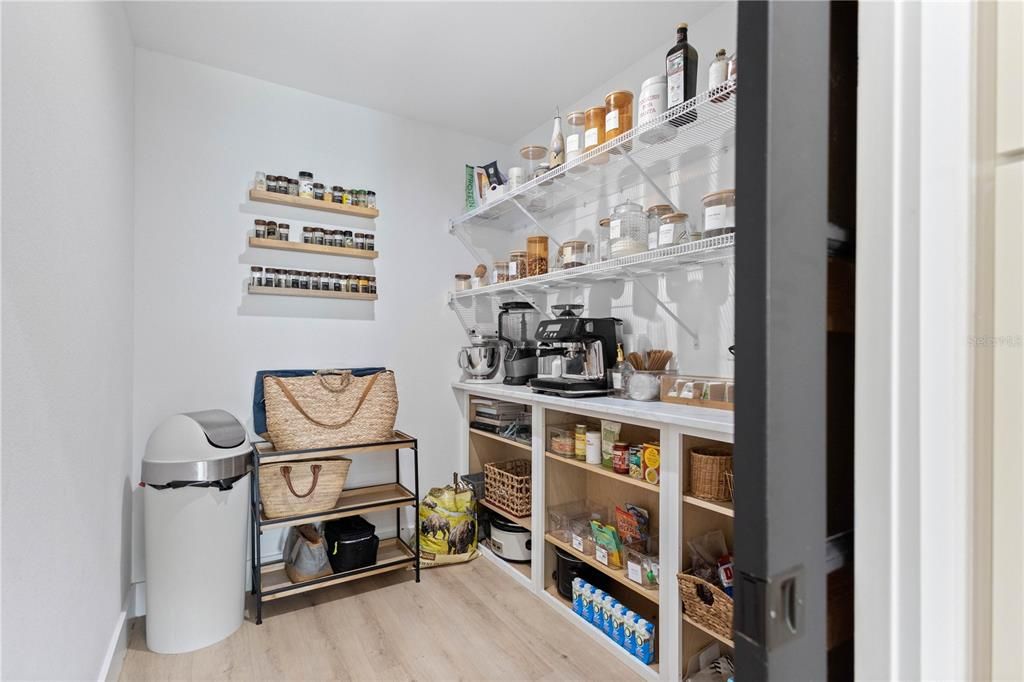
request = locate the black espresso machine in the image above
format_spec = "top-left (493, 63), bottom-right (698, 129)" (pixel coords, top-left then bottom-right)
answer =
top-left (528, 316), bottom-right (620, 398)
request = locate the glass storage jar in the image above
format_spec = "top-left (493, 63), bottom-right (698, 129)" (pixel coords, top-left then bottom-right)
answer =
top-left (302, 227), bottom-right (313, 244)
top-left (646, 204), bottom-right (674, 249)
top-left (265, 221), bottom-right (277, 239)
top-left (255, 171), bottom-right (267, 192)
top-left (332, 185), bottom-right (344, 203)
top-left (527, 235), bottom-right (549, 276)
top-left (454, 274), bottom-right (471, 291)
top-left (313, 183), bottom-right (326, 200)
top-left (321, 272), bottom-right (332, 291)
top-left (342, 230), bottom-right (354, 248)
top-left (354, 233), bottom-right (366, 250)
top-left (493, 261), bottom-right (510, 284)
top-left (288, 179), bottom-right (299, 196)
top-left (359, 276), bottom-right (370, 294)
top-left (559, 240), bottom-right (593, 269)
top-left (365, 233), bottom-right (375, 251)
top-left (298, 171), bottom-right (314, 198)
top-left (367, 191), bottom-right (377, 209)
top-left (311, 271), bottom-right (321, 291)
top-left (604, 90), bottom-right (634, 149)
top-left (277, 223), bottom-right (290, 241)
top-left (254, 219), bottom-right (267, 239)
top-left (348, 276), bottom-right (360, 294)
top-left (298, 271), bottom-right (310, 290)
top-left (250, 266), bottom-right (263, 287)
top-left (608, 201), bottom-right (648, 258)
top-left (661, 212), bottom-right (694, 244)
top-left (519, 145), bottom-right (547, 177)
top-left (313, 228), bottom-right (325, 245)
top-left (509, 250), bottom-right (528, 280)
top-left (702, 189), bottom-right (736, 237)
top-left (368, 277), bottom-right (377, 295)
top-left (584, 106), bottom-right (608, 164)
top-left (598, 217), bottom-right (611, 261)
top-left (565, 110), bottom-right (586, 165)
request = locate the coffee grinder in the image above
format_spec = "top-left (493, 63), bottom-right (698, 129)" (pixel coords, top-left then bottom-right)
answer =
top-left (498, 301), bottom-right (539, 385)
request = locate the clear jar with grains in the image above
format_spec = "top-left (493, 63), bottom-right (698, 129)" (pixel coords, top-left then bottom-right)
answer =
top-left (298, 172), bottom-right (314, 198)
top-left (527, 236), bottom-right (549, 276)
top-left (661, 212), bottom-right (694, 244)
top-left (278, 223), bottom-right (290, 241)
top-left (509, 250), bottom-right (527, 280)
top-left (519, 145), bottom-right (547, 177)
top-left (646, 204), bottom-right (674, 249)
top-left (608, 201), bottom-right (648, 258)
top-left (702, 189), bottom-right (736, 237)
top-left (493, 261), bottom-right (510, 284)
top-left (559, 240), bottom-right (593, 269)
top-left (604, 90), bottom-right (634, 151)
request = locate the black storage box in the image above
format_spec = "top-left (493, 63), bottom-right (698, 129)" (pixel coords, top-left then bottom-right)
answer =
top-left (323, 516), bottom-right (379, 573)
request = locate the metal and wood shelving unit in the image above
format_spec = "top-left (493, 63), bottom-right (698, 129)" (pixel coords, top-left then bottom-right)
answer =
top-left (249, 431), bottom-right (419, 624)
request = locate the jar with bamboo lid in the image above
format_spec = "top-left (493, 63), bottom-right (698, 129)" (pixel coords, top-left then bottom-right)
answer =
top-left (702, 189), bottom-right (736, 237)
top-left (565, 111), bottom-right (587, 166)
top-left (660, 212), bottom-right (693, 245)
top-left (493, 261), bottom-right (510, 284)
top-left (598, 217), bottom-right (611, 261)
top-left (646, 204), bottom-right (674, 249)
top-left (604, 90), bottom-right (634, 151)
top-left (584, 106), bottom-right (608, 164)
top-left (527, 236), bottom-right (549, 276)
top-left (509, 250), bottom-right (528, 280)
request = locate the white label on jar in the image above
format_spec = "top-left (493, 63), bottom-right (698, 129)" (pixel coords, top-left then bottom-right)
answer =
top-left (659, 223), bottom-right (676, 246)
top-left (572, 534), bottom-right (584, 552)
top-left (596, 546), bottom-right (609, 566)
top-left (563, 245), bottom-right (573, 258)
top-left (508, 261), bottom-right (517, 277)
top-left (567, 134), bottom-right (581, 153)
top-left (648, 231), bottom-right (658, 250)
top-left (609, 219), bottom-right (622, 240)
top-left (705, 204), bottom-right (735, 231)
top-left (627, 561), bottom-right (642, 583)
top-left (612, 371), bottom-right (623, 389)
top-left (605, 109), bottom-right (620, 133)
top-left (585, 127), bottom-right (599, 148)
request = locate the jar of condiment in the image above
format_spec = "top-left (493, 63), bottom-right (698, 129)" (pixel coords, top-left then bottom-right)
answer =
top-left (288, 178), bottom-right (299, 196)
top-left (250, 266), bottom-right (263, 287)
top-left (559, 240), bottom-right (593, 269)
top-left (313, 183), bottom-right (325, 201)
top-left (584, 106), bottom-right (607, 161)
top-left (454, 274), bottom-right (472, 291)
top-left (354, 233), bottom-right (366, 250)
top-left (332, 185), bottom-right (344, 203)
top-left (702, 189), bottom-right (736, 237)
top-left (313, 228), bottom-right (325, 246)
top-left (254, 219), bottom-right (267, 239)
top-left (303, 227), bottom-right (313, 244)
top-left (604, 90), bottom-right (634, 148)
top-left (367, 191), bottom-right (377, 209)
top-left (612, 442), bottom-right (630, 475)
top-left (646, 204), bottom-right (674, 249)
top-left (365, 233), bottom-right (375, 251)
top-left (368, 277), bottom-right (377, 295)
top-left (278, 223), bottom-right (290, 241)
top-left (661, 212), bottom-right (694, 244)
top-left (598, 217), bottom-right (611, 261)
top-left (509, 250), bottom-right (528, 280)
top-left (265, 220), bottom-right (277, 239)
top-left (255, 171), bottom-right (267, 192)
top-left (493, 261), bottom-right (510, 284)
top-left (298, 172), bottom-right (314, 198)
top-left (527, 236), bottom-right (549, 276)
top-left (359, 276), bottom-right (370, 294)
top-left (343, 230), bottom-right (355, 248)
top-left (565, 111), bottom-right (586, 165)
top-left (574, 424), bottom-right (588, 461)
top-left (609, 201), bottom-right (648, 257)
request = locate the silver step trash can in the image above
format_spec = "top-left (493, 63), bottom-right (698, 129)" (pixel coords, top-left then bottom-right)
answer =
top-left (142, 410), bottom-right (252, 654)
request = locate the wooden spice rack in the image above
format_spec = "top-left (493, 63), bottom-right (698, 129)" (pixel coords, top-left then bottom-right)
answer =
top-left (247, 285), bottom-right (377, 301)
top-left (248, 237), bottom-right (378, 260)
top-left (249, 189), bottom-right (379, 219)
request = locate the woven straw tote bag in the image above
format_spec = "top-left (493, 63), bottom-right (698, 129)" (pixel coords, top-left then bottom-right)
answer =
top-left (259, 458), bottom-right (351, 519)
top-left (264, 369), bottom-right (398, 450)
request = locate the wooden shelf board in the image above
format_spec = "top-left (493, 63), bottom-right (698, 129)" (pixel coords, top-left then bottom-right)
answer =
top-left (479, 498), bottom-right (531, 529)
top-left (248, 237), bottom-right (378, 259)
top-left (260, 538), bottom-right (414, 600)
top-left (260, 482), bottom-right (415, 530)
top-left (682, 614), bottom-right (734, 649)
top-left (469, 428), bottom-right (532, 452)
top-left (249, 188), bottom-right (379, 219)
top-left (248, 285), bottom-right (376, 301)
top-left (544, 451), bottom-right (660, 493)
top-left (254, 432), bottom-right (415, 464)
top-left (544, 533), bottom-right (659, 604)
top-left (682, 494), bottom-right (735, 518)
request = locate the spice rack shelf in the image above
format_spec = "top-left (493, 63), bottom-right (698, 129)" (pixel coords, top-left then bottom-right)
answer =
top-left (248, 237), bottom-right (378, 260)
top-left (249, 189), bottom-right (379, 219)
top-left (545, 451), bottom-right (660, 493)
top-left (469, 427), bottom-right (532, 452)
top-left (479, 497), bottom-right (531, 529)
top-left (449, 81), bottom-right (735, 232)
top-left (544, 533), bottom-right (659, 604)
top-left (448, 234), bottom-right (734, 301)
top-left (247, 285), bottom-right (377, 301)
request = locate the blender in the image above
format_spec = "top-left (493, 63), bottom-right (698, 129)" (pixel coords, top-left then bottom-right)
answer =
top-left (498, 301), bottom-right (540, 385)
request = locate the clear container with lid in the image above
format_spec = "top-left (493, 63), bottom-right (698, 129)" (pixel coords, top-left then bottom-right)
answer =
top-left (313, 183), bottom-right (326, 201)
top-left (702, 189), bottom-right (736, 237)
top-left (661, 212), bottom-right (695, 244)
top-left (454, 274), bottom-right (472, 291)
top-left (519, 145), bottom-right (548, 177)
top-left (277, 223), bottom-right (290, 241)
top-left (646, 204), bottom-right (674, 250)
top-left (559, 240), bottom-right (593, 269)
top-left (313, 228), bottom-right (325, 245)
top-left (527, 236), bottom-right (549, 276)
top-left (298, 171), bottom-right (314, 198)
top-left (608, 201), bottom-right (648, 258)
top-left (332, 186), bottom-right (344, 203)
top-left (250, 266), bottom-right (263, 287)
top-left (493, 261), bottom-right (510, 284)
top-left (597, 217), bottom-right (611, 261)
top-left (604, 90), bottom-right (634, 151)
top-left (354, 233), bottom-right (366, 250)
top-left (288, 178), bottom-right (299, 196)
top-left (254, 219), bottom-right (267, 239)
top-left (265, 221), bottom-right (277, 239)
top-left (509, 250), bottom-right (528, 280)
top-left (564, 111), bottom-right (587, 166)
top-left (303, 227), bottom-right (313, 244)
top-left (367, 191), bottom-right (377, 209)
top-left (584, 106), bottom-right (608, 164)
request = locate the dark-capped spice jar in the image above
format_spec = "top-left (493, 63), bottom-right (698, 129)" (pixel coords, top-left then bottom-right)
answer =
top-left (254, 219), bottom-right (267, 239)
top-left (250, 266), bottom-right (263, 287)
top-left (277, 223), bottom-right (290, 241)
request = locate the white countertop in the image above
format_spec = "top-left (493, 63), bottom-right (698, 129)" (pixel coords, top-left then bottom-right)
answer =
top-left (452, 382), bottom-right (733, 435)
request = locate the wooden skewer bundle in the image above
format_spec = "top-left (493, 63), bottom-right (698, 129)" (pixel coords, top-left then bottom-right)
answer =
top-left (626, 349), bottom-right (674, 371)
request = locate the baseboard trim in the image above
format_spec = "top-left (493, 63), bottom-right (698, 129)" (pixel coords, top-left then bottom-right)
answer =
top-left (97, 609), bottom-right (128, 682)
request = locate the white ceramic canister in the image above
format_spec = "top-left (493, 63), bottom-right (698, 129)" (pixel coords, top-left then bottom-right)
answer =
top-left (637, 75), bottom-right (675, 144)
top-left (585, 430), bottom-right (602, 464)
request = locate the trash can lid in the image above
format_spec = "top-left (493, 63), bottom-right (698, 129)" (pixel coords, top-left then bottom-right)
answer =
top-left (142, 410), bottom-right (252, 485)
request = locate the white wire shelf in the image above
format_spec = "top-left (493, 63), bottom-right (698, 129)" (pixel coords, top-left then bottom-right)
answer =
top-left (449, 234), bottom-right (734, 301)
top-left (451, 80), bottom-right (736, 232)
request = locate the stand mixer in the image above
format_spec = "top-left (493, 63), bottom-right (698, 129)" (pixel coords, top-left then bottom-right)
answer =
top-left (498, 301), bottom-right (540, 385)
top-left (457, 331), bottom-right (504, 383)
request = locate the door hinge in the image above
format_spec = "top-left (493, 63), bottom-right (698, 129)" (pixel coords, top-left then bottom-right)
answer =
top-left (735, 565), bottom-right (805, 651)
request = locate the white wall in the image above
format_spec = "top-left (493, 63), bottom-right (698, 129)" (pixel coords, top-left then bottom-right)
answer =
top-left (1, 3), bottom-right (135, 679)
top-left (462, 3), bottom-right (738, 377)
top-left (131, 50), bottom-right (506, 585)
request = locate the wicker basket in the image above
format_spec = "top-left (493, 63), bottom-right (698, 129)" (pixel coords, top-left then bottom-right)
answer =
top-left (483, 459), bottom-right (531, 518)
top-left (690, 447), bottom-right (733, 501)
top-left (724, 471), bottom-right (734, 501)
top-left (678, 570), bottom-right (734, 641)
top-left (260, 458), bottom-right (351, 519)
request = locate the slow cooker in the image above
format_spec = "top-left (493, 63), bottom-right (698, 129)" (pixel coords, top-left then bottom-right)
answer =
top-left (489, 514), bottom-right (531, 562)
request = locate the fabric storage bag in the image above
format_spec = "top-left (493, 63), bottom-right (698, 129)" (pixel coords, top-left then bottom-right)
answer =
top-left (259, 458), bottom-right (351, 519)
top-left (263, 369), bottom-right (398, 450)
top-left (283, 525), bottom-right (332, 583)
top-left (323, 516), bottom-right (379, 573)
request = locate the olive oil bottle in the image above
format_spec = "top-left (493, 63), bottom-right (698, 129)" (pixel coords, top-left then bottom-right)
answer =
top-left (666, 22), bottom-right (699, 125)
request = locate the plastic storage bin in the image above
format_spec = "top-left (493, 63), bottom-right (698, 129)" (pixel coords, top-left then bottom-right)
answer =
top-left (548, 426), bottom-right (576, 457)
top-left (323, 516), bottom-right (379, 573)
top-left (623, 546), bottom-right (660, 590)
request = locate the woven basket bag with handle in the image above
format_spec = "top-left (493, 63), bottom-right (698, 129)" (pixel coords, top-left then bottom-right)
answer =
top-left (264, 369), bottom-right (398, 450)
top-left (259, 458), bottom-right (351, 519)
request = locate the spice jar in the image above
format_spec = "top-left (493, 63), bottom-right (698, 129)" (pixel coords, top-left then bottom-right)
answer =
top-left (254, 219), bottom-right (267, 239)
top-left (702, 189), bottom-right (736, 237)
top-left (342, 188), bottom-right (352, 204)
top-left (559, 240), bottom-right (593, 269)
top-left (255, 171), bottom-right (267, 191)
top-left (358, 276), bottom-right (370, 294)
top-left (354, 233), bottom-right (366, 250)
top-left (267, 268), bottom-right (280, 288)
top-left (493, 261), bottom-right (510, 284)
top-left (646, 204), bottom-right (674, 249)
top-left (709, 48), bottom-right (730, 98)
top-left (598, 217), bottom-right (611, 261)
top-left (296, 271), bottom-right (307, 289)
top-left (367, 191), bottom-right (376, 209)
top-left (348, 275), bottom-right (360, 294)
top-left (609, 201), bottom-right (648, 258)
top-left (322, 230), bottom-right (333, 247)
top-left (612, 442), bottom-right (630, 475)
top-left (342, 230), bottom-right (354, 248)
top-left (355, 189), bottom-right (367, 207)
top-left (310, 271), bottom-right (321, 291)
top-left (278, 223), bottom-right (290, 241)
top-left (509, 250), bottom-right (528, 280)
top-left (604, 90), bottom-right (634, 147)
top-left (527, 236), bottom-right (549, 276)
top-left (368, 277), bottom-right (377, 295)
top-left (303, 227), bottom-right (313, 244)
top-left (320, 272), bottom-right (332, 291)
top-left (265, 175), bottom-right (277, 193)
top-left (565, 111), bottom-right (586, 165)
top-left (331, 273), bottom-right (341, 292)
top-left (661, 212), bottom-right (694, 244)
top-left (288, 178), bottom-right (299, 196)
top-left (298, 171), bottom-right (314, 198)
top-left (250, 266), bottom-right (263, 287)
top-left (365, 233), bottom-right (375, 251)
top-left (313, 183), bottom-right (325, 201)
top-left (265, 221), bottom-right (277, 239)
top-left (313, 228), bottom-right (325, 245)
top-left (454, 274), bottom-right (472, 291)
top-left (332, 185), bottom-right (344, 203)
top-left (338, 274), bottom-right (349, 292)
top-left (288, 270), bottom-right (299, 288)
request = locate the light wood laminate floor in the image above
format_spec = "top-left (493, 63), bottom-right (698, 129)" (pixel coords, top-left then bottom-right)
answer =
top-left (120, 557), bottom-right (638, 681)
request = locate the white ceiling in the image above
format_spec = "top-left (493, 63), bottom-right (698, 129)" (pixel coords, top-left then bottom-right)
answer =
top-left (125, 2), bottom-right (720, 143)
